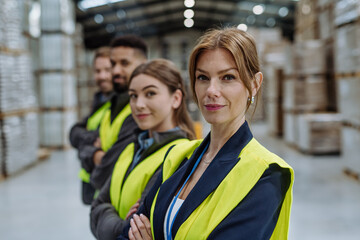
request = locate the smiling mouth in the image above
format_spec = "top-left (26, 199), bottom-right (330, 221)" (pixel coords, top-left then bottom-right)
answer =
top-left (136, 114), bottom-right (150, 120)
top-left (205, 104), bottom-right (224, 111)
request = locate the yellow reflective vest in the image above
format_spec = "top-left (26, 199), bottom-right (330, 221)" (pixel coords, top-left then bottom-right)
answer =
top-left (99, 103), bottom-right (131, 152)
top-left (110, 138), bottom-right (189, 220)
top-left (150, 138), bottom-right (294, 240)
top-left (86, 101), bottom-right (111, 131)
top-left (78, 101), bottom-right (111, 183)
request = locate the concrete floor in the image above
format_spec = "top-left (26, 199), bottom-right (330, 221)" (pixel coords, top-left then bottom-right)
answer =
top-left (0, 123), bottom-right (359, 240)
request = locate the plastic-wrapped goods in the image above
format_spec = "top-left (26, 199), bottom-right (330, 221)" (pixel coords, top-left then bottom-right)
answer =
top-left (342, 126), bottom-right (360, 174)
top-left (297, 113), bottom-right (341, 154)
top-left (266, 99), bottom-right (283, 137)
top-left (317, 0), bottom-right (336, 8)
top-left (0, 0), bottom-right (25, 50)
top-left (284, 112), bottom-right (297, 145)
top-left (39, 33), bottom-right (75, 70)
top-left (1, 112), bottom-right (39, 176)
top-left (335, 0), bottom-right (360, 26)
top-left (40, 0), bottom-right (75, 34)
top-left (0, 53), bottom-right (37, 112)
top-left (38, 73), bottom-right (77, 108)
top-left (318, 6), bottom-right (334, 40)
top-left (336, 77), bottom-right (360, 126)
top-left (335, 23), bottom-right (360, 74)
top-left (0, 128), bottom-right (3, 176)
top-left (39, 110), bottom-right (77, 147)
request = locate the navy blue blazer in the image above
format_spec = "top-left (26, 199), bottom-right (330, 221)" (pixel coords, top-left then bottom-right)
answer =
top-left (119, 122), bottom-right (291, 240)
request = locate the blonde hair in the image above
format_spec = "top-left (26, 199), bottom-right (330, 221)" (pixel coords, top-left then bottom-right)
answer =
top-left (189, 27), bottom-right (261, 112)
top-left (129, 59), bottom-right (196, 140)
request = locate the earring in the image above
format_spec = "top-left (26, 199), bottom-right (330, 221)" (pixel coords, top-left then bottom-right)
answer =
top-left (250, 96), bottom-right (254, 104)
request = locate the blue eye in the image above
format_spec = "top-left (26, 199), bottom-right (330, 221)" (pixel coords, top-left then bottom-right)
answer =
top-left (196, 75), bottom-right (208, 81)
top-left (223, 74), bottom-right (235, 81)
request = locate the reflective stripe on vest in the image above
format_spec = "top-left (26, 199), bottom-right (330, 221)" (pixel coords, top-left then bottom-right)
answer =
top-left (110, 138), bottom-right (189, 220)
top-left (78, 168), bottom-right (91, 183)
top-left (79, 101), bottom-right (112, 183)
top-left (150, 138), bottom-right (294, 240)
top-left (99, 103), bottom-right (131, 152)
top-left (86, 101), bottom-right (111, 131)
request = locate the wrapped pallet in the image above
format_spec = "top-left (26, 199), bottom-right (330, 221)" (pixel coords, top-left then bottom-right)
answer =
top-left (1, 112), bottom-right (39, 175)
top-left (39, 110), bottom-right (77, 147)
top-left (39, 33), bottom-right (75, 71)
top-left (342, 126), bottom-right (360, 175)
top-left (40, 0), bottom-right (75, 35)
top-left (334, 22), bottom-right (360, 74)
top-left (284, 112), bottom-right (298, 146)
top-left (336, 76), bottom-right (360, 126)
top-left (38, 72), bottom-right (77, 108)
top-left (334, 0), bottom-right (360, 26)
top-left (297, 113), bottom-right (341, 154)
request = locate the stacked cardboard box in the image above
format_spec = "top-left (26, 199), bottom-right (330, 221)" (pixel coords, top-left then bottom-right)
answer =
top-left (334, 0), bottom-right (360, 174)
top-left (283, 0), bottom-right (340, 154)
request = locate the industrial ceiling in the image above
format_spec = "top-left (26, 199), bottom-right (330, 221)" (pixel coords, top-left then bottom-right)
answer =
top-left (73, 0), bottom-right (297, 49)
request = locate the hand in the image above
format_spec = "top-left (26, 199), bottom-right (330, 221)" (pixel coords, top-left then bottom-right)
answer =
top-left (129, 214), bottom-right (152, 240)
top-left (126, 199), bottom-right (140, 220)
top-left (93, 150), bottom-right (105, 166)
top-left (93, 137), bottom-right (102, 148)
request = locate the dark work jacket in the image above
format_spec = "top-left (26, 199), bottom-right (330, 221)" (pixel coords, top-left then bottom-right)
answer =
top-left (91, 129), bottom-right (188, 240)
top-left (118, 121), bottom-right (291, 240)
top-left (70, 91), bottom-right (113, 150)
top-left (89, 92), bottom-right (139, 190)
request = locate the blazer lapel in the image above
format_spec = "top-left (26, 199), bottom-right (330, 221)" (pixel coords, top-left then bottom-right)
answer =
top-left (171, 155), bottom-right (239, 236)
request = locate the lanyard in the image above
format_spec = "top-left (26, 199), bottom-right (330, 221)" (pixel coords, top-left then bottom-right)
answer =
top-left (165, 142), bottom-right (209, 240)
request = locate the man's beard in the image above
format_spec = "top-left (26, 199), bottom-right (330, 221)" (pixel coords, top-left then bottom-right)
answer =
top-left (112, 75), bottom-right (127, 93)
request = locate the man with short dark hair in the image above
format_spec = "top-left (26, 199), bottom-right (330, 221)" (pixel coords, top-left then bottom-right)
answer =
top-left (78, 36), bottom-right (148, 205)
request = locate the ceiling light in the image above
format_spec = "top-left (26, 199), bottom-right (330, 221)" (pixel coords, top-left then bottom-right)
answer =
top-left (116, 9), bottom-right (126, 19)
top-left (246, 15), bottom-right (256, 25)
top-left (278, 7), bottom-right (289, 17)
top-left (302, 4), bottom-right (311, 14)
top-left (266, 18), bottom-right (276, 27)
top-left (184, 9), bottom-right (194, 19)
top-left (94, 14), bottom-right (104, 24)
top-left (78, 0), bottom-right (126, 10)
top-left (253, 5), bottom-right (265, 15)
top-left (237, 24), bottom-right (248, 32)
top-left (184, 0), bottom-right (195, 8)
top-left (184, 18), bottom-right (194, 28)
top-left (106, 24), bottom-right (115, 33)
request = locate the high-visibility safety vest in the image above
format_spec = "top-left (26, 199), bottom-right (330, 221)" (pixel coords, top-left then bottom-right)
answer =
top-left (86, 101), bottom-right (111, 131)
top-left (150, 138), bottom-right (294, 240)
top-left (110, 138), bottom-right (189, 220)
top-left (78, 101), bottom-right (111, 183)
top-left (99, 103), bottom-right (132, 152)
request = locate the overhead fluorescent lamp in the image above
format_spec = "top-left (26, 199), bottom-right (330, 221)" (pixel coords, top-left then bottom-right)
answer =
top-left (78, 0), bottom-right (126, 10)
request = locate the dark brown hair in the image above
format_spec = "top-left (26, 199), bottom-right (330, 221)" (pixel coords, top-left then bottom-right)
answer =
top-left (110, 35), bottom-right (148, 59)
top-left (129, 59), bottom-right (196, 140)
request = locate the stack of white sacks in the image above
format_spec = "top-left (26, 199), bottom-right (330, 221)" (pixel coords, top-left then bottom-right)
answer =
top-left (0, 0), bottom-right (39, 177)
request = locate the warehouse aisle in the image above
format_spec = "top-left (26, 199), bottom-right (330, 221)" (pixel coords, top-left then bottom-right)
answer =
top-left (1, 122), bottom-right (360, 240)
